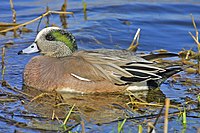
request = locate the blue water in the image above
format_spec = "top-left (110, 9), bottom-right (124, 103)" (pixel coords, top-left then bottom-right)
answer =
top-left (0, 0), bottom-right (200, 132)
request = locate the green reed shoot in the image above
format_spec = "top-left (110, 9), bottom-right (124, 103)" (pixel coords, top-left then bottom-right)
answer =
top-left (198, 95), bottom-right (200, 107)
top-left (183, 108), bottom-right (187, 124)
top-left (118, 118), bottom-right (126, 133)
top-left (82, 0), bottom-right (87, 20)
top-left (138, 124), bottom-right (143, 133)
top-left (61, 104), bottom-right (75, 131)
top-left (82, 0), bottom-right (87, 13)
top-left (182, 108), bottom-right (187, 126)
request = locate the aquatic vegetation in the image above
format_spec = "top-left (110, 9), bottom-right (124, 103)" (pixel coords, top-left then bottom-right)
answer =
top-left (117, 118), bottom-right (126, 133)
top-left (138, 124), bottom-right (143, 133)
top-left (82, 0), bottom-right (87, 20)
top-left (0, 1), bottom-right (199, 133)
top-left (62, 104), bottom-right (76, 131)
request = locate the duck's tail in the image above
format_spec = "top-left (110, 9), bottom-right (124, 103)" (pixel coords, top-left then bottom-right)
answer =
top-left (141, 53), bottom-right (178, 61)
top-left (147, 67), bottom-right (182, 89)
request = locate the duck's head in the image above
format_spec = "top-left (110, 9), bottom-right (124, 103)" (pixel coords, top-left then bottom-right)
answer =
top-left (18, 27), bottom-right (77, 57)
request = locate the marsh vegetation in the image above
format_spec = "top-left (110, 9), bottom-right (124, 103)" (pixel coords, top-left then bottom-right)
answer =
top-left (0, 0), bottom-right (199, 132)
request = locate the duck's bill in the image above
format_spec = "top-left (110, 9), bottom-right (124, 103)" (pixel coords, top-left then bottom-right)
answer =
top-left (18, 42), bottom-right (39, 55)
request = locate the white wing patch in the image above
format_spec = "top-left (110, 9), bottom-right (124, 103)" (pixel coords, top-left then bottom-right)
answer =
top-left (127, 86), bottom-right (149, 92)
top-left (71, 73), bottom-right (91, 82)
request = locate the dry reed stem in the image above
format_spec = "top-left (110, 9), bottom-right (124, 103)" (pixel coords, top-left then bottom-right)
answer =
top-left (127, 101), bottom-right (180, 109)
top-left (81, 120), bottom-right (85, 133)
top-left (54, 102), bottom-right (70, 107)
top-left (30, 93), bottom-right (49, 103)
top-left (0, 22), bottom-right (19, 27)
top-left (164, 98), bottom-right (170, 133)
top-left (10, 0), bottom-right (16, 23)
top-left (191, 14), bottom-right (198, 41)
top-left (1, 80), bottom-right (33, 98)
top-left (0, 10), bottom-right (74, 33)
top-left (51, 110), bottom-right (55, 120)
top-left (189, 32), bottom-right (200, 49)
top-left (91, 36), bottom-right (103, 45)
top-left (147, 122), bottom-right (155, 133)
top-left (9, 0), bottom-right (17, 36)
top-left (130, 96), bottom-right (146, 103)
top-left (0, 98), bottom-right (17, 102)
top-left (60, 0), bottom-right (68, 28)
top-left (12, 87), bottom-right (33, 98)
top-left (128, 28), bottom-right (141, 52)
top-left (197, 128), bottom-right (200, 133)
top-left (127, 90), bottom-right (146, 103)
top-left (45, 6), bottom-right (50, 26)
top-left (1, 47), bottom-right (5, 68)
top-left (189, 14), bottom-right (200, 74)
top-left (185, 48), bottom-right (192, 60)
top-left (55, 115), bottom-right (61, 124)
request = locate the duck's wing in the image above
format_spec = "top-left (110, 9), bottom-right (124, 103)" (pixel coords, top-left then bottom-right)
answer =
top-left (75, 50), bottom-right (168, 85)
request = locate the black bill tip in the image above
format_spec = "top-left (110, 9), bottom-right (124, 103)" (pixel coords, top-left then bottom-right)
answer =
top-left (17, 50), bottom-right (23, 55)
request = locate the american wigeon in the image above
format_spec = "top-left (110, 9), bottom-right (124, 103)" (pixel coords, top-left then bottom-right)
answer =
top-left (18, 27), bottom-right (181, 94)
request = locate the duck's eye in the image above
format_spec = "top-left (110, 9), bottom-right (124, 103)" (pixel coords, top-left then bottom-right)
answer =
top-left (46, 34), bottom-right (55, 41)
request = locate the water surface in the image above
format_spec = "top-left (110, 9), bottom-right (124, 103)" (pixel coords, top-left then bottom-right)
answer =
top-left (0, 0), bottom-right (199, 132)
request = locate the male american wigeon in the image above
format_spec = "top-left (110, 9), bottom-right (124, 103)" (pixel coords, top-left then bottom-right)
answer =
top-left (18, 27), bottom-right (181, 94)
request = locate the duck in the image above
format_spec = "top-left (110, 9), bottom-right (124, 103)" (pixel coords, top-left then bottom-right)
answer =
top-left (18, 27), bottom-right (181, 94)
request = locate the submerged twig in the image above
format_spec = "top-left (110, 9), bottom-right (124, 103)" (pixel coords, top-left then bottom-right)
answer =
top-left (81, 120), bottom-right (85, 133)
top-left (1, 47), bottom-right (5, 68)
top-left (1, 80), bottom-right (32, 98)
top-left (0, 115), bottom-right (27, 127)
top-left (1, 47), bottom-right (6, 80)
top-left (104, 106), bottom-right (199, 126)
top-left (30, 93), bottom-right (50, 103)
top-left (127, 101), bottom-right (180, 109)
top-left (149, 105), bottom-right (164, 133)
top-left (0, 10), bottom-right (74, 33)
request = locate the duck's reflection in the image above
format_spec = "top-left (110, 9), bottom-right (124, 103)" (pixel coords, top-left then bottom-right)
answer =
top-left (23, 86), bottom-right (166, 125)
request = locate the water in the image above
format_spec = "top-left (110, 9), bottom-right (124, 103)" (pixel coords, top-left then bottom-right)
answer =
top-left (0, 0), bottom-right (200, 132)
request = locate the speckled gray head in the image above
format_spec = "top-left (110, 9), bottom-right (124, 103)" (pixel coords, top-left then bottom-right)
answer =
top-left (18, 27), bottom-right (77, 57)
